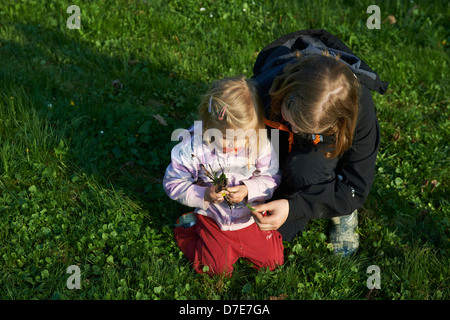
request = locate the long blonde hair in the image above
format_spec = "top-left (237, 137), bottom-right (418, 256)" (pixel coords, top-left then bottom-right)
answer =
top-left (270, 52), bottom-right (361, 158)
top-left (198, 76), bottom-right (267, 165)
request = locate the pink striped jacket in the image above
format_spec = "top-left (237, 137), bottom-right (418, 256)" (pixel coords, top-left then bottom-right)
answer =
top-left (163, 127), bottom-right (280, 231)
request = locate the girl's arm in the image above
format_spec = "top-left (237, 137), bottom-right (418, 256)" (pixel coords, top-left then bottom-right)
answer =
top-left (163, 138), bottom-right (209, 210)
top-left (241, 141), bottom-right (281, 203)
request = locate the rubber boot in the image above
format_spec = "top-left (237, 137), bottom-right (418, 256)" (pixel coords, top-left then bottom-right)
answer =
top-left (175, 212), bottom-right (197, 228)
top-left (329, 210), bottom-right (359, 256)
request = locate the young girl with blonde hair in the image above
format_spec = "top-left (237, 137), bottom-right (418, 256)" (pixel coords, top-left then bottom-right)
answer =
top-left (163, 76), bottom-right (283, 276)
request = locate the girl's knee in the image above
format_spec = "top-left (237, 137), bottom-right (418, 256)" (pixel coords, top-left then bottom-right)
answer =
top-left (192, 247), bottom-right (235, 275)
top-left (261, 257), bottom-right (284, 271)
top-left (200, 258), bottom-right (234, 276)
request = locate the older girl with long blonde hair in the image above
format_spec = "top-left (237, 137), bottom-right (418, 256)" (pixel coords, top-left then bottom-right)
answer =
top-left (251, 29), bottom-right (389, 256)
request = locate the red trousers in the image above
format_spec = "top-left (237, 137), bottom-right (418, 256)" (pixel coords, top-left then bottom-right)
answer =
top-left (174, 214), bottom-right (284, 276)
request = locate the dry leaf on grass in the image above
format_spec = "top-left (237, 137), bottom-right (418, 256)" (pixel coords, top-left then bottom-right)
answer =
top-left (387, 15), bottom-right (397, 24)
top-left (430, 179), bottom-right (438, 192)
top-left (152, 114), bottom-right (167, 126)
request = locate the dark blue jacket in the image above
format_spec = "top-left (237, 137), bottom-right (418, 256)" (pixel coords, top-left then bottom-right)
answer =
top-left (252, 29), bottom-right (389, 241)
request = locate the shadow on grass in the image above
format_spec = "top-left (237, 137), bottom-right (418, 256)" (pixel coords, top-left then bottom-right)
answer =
top-left (0, 22), bottom-right (202, 227)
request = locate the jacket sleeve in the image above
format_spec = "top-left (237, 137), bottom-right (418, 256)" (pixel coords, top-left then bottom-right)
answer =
top-left (163, 137), bottom-right (209, 210)
top-left (285, 85), bottom-right (380, 221)
top-left (242, 141), bottom-right (281, 203)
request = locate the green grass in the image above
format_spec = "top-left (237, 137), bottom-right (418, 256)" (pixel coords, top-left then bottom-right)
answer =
top-left (0, 0), bottom-right (448, 300)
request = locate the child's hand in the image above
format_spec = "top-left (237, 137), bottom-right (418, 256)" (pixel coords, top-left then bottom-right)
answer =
top-left (204, 185), bottom-right (228, 204)
top-left (251, 199), bottom-right (289, 231)
top-left (226, 185), bottom-right (248, 203)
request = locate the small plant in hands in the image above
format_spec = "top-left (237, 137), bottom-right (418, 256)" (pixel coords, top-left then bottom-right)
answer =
top-left (247, 203), bottom-right (267, 216)
top-left (192, 154), bottom-right (233, 208)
